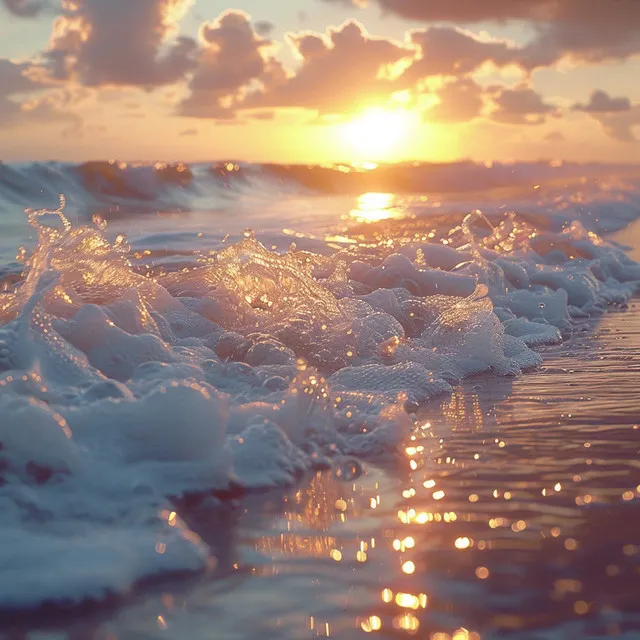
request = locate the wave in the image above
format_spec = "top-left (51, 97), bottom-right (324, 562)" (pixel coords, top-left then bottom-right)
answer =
top-left (1, 159), bottom-right (639, 229)
top-left (0, 161), bottom-right (639, 611)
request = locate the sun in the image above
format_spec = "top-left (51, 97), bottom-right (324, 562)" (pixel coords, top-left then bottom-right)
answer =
top-left (342, 108), bottom-right (416, 161)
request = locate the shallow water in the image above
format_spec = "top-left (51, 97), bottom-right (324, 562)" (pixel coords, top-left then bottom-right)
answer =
top-left (8, 301), bottom-right (638, 640)
top-left (1, 163), bottom-right (640, 638)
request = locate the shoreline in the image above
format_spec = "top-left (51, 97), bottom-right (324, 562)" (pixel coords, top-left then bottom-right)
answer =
top-left (6, 299), bottom-right (639, 639)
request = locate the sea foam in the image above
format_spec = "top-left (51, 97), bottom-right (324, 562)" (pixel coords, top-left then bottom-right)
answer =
top-left (0, 173), bottom-right (639, 610)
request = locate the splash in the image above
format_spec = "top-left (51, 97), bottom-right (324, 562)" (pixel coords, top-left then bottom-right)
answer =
top-left (0, 187), bottom-right (639, 611)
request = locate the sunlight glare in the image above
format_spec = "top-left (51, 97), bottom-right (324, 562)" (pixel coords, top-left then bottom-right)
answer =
top-left (343, 108), bottom-right (415, 160)
top-left (350, 192), bottom-right (405, 223)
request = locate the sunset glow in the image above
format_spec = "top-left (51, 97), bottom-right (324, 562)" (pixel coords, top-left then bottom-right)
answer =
top-left (0, 3), bottom-right (638, 163)
top-left (350, 192), bottom-right (405, 223)
top-left (342, 108), bottom-right (418, 161)
top-left (1, 1), bottom-right (640, 637)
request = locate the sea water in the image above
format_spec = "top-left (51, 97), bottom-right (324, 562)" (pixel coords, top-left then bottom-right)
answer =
top-left (0, 160), bottom-right (639, 637)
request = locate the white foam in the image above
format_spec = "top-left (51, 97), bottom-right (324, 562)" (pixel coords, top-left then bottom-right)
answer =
top-left (0, 184), bottom-right (639, 610)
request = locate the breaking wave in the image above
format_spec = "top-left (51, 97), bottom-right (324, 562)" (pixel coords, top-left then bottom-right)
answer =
top-left (0, 160), bottom-right (639, 611)
top-left (0, 159), bottom-right (639, 230)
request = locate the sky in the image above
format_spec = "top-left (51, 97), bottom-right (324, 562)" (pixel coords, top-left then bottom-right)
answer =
top-left (1, 0), bottom-right (639, 164)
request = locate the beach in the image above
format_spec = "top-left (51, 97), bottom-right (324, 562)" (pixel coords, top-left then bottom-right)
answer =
top-left (0, 166), bottom-right (639, 639)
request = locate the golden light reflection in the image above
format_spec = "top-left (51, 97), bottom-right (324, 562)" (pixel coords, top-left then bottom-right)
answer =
top-left (394, 612), bottom-right (420, 632)
top-left (454, 537), bottom-right (472, 550)
top-left (395, 593), bottom-right (421, 610)
top-left (330, 549), bottom-right (343, 562)
top-left (350, 192), bottom-right (405, 224)
top-left (402, 560), bottom-right (416, 574)
top-left (253, 472), bottom-right (359, 558)
top-left (361, 615), bottom-right (383, 633)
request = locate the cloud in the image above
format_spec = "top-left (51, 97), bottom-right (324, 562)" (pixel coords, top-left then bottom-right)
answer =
top-left (327, 0), bottom-right (637, 24)
top-left (326, 0), bottom-right (640, 65)
top-left (246, 19), bottom-right (411, 114)
top-left (42, 0), bottom-right (197, 87)
top-left (594, 107), bottom-right (640, 142)
top-left (254, 20), bottom-right (275, 37)
top-left (178, 10), bottom-right (281, 119)
top-left (0, 60), bottom-right (39, 125)
top-left (573, 96), bottom-right (640, 142)
top-left (179, 128), bottom-right (198, 136)
top-left (247, 111), bottom-right (275, 120)
top-left (399, 27), bottom-right (525, 84)
top-left (0, 59), bottom-right (39, 95)
top-left (544, 131), bottom-right (565, 142)
top-left (573, 90), bottom-right (632, 114)
top-left (424, 77), bottom-right (484, 123)
top-left (570, 90), bottom-right (639, 142)
top-left (0, 59), bottom-right (81, 129)
top-left (488, 85), bottom-right (560, 125)
top-left (179, 17), bottom-right (412, 119)
top-left (1, 0), bottom-right (53, 17)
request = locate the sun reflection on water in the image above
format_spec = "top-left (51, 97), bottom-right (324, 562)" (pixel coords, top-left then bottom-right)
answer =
top-left (244, 319), bottom-right (640, 639)
top-left (22, 307), bottom-right (640, 640)
top-left (350, 192), bottom-right (405, 223)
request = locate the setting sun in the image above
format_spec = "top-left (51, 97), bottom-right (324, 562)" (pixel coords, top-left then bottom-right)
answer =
top-left (342, 108), bottom-right (417, 160)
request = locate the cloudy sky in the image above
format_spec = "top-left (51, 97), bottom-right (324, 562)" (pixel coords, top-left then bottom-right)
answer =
top-left (1, 0), bottom-right (639, 164)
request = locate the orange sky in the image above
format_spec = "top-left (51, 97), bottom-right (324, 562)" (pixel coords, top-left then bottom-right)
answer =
top-left (1, 0), bottom-right (639, 164)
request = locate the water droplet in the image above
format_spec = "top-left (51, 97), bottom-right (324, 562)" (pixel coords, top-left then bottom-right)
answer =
top-left (92, 214), bottom-right (107, 231)
top-left (113, 233), bottom-right (130, 253)
top-left (334, 457), bottom-right (362, 481)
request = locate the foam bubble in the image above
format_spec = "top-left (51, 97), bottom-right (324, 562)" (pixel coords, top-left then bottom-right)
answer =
top-left (0, 181), bottom-right (639, 610)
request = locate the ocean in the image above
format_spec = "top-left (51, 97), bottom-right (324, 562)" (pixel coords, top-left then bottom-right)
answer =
top-left (0, 159), bottom-right (639, 639)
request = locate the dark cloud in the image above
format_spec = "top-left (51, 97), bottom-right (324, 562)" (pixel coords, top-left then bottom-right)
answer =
top-left (326, 0), bottom-right (640, 65)
top-left (179, 128), bottom-right (198, 135)
top-left (488, 85), bottom-right (560, 125)
top-left (254, 20), bottom-right (275, 37)
top-left (43, 0), bottom-right (197, 87)
top-left (1, 0), bottom-right (53, 17)
top-left (573, 90), bottom-right (632, 114)
top-left (424, 77), bottom-right (484, 123)
top-left (246, 20), bottom-right (411, 114)
top-left (326, 0), bottom-right (636, 24)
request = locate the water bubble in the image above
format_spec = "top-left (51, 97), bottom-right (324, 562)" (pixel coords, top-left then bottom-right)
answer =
top-left (334, 457), bottom-right (363, 481)
top-left (404, 399), bottom-right (420, 413)
top-left (113, 233), bottom-right (130, 253)
top-left (92, 214), bottom-right (107, 231)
